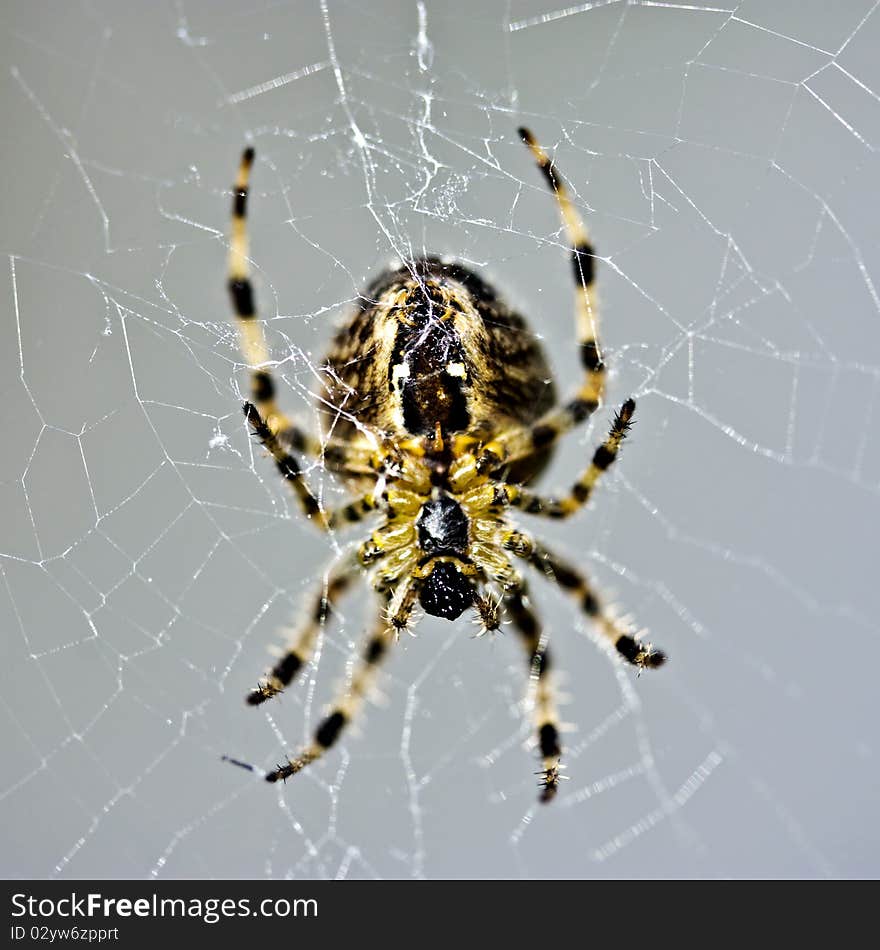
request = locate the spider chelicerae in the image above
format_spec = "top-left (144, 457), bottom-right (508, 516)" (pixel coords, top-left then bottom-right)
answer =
top-left (227, 128), bottom-right (666, 803)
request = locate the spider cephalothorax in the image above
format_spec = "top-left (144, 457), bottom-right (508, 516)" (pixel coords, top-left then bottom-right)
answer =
top-left (228, 129), bottom-right (666, 803)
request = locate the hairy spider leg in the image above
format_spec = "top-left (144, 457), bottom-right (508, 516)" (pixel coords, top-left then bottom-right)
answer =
top-left (478, 128), bottom-right (608, 473)
top-left (504, 585), bottom-right (564, 803)
top-left (244, 402), bottom-right (386, 532)
top-left (266, 612), bottom-right (396, 783)
top-left (513, 535), bottom-right (667, 670)
top-left (228, 149), bottom-right (323, 452)
top-left (498, 399), bottom-right (636, 520)
top-left (228, 148), bottom-right (376, 475)
top-left (246, 555), bottom-right (359, 706)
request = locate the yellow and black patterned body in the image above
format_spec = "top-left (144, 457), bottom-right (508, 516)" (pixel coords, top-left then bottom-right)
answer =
top-left (226, 128), bottom-right (667, 803)
top-left (323, 256), bottom-right (556, 484)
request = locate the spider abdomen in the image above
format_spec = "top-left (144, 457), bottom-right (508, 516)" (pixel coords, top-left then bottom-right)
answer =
top-left (323, 257), bottom-right (557, 480)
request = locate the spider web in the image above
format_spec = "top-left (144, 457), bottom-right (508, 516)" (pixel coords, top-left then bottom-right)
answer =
top-left (2, 0), bottom-right (879, 880)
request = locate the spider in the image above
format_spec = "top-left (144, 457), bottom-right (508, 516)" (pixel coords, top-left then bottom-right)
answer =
top-left (227, 128), bottom-right (666, 803)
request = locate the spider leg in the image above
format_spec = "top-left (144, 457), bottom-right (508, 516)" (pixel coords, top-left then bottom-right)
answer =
top-left (497, 398), bottom-right (635, 520)
top-left (476, 127), bottom-right (606, 473)
top-left (508, 531), bottom-right (667, 670)
top-left (227, 148), bottom-right (326, 459)
top-left (504, 584), bottom-right (564, 803)
top-left (266, 607), bottom-right (396, 783)
top-left (228, 151), bottom-right (382, 478)
top-left (245, 401), bottom-right (389, 531)
top-left (246, 554), bottom-right (358, 706)
top-left (386, 574), bottom-right (425, 634)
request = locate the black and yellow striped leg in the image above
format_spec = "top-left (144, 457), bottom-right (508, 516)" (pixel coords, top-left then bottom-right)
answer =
top-left (388, 569), bottom-right (434, 635)
top-left (505, 586), bottom-right (564, 803)
top-left (514, 536), bottom-right (667, 670)
top-left (476, 127), bottom-right (606, 472)
top-left (501, 399), bottom-right (635, 519)
top-left (245, 401), bottom-right (385, 531)
top-left (246, 557), bottom-right (358, 706)
top-left (244, 400), bottom-right (328, 528)
top-left (266, 612), bottom-right (396, 783)
top-left (228, 147), bottom-right (321, 457)
top-left (520, 125), bottom-right (606, 421)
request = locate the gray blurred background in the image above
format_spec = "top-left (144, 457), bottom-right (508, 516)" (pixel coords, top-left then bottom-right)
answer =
top-left (1, 0), bottom-right (878, 879)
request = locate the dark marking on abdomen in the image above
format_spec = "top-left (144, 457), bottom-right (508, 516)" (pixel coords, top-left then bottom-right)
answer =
top-left (390, 301), bottom-right (471, 435)
top-left (402, 375), bottom-right (470, 435)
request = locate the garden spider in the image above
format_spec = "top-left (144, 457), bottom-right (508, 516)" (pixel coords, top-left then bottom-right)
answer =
top-left (228, 128), bottom-right (666, 803)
